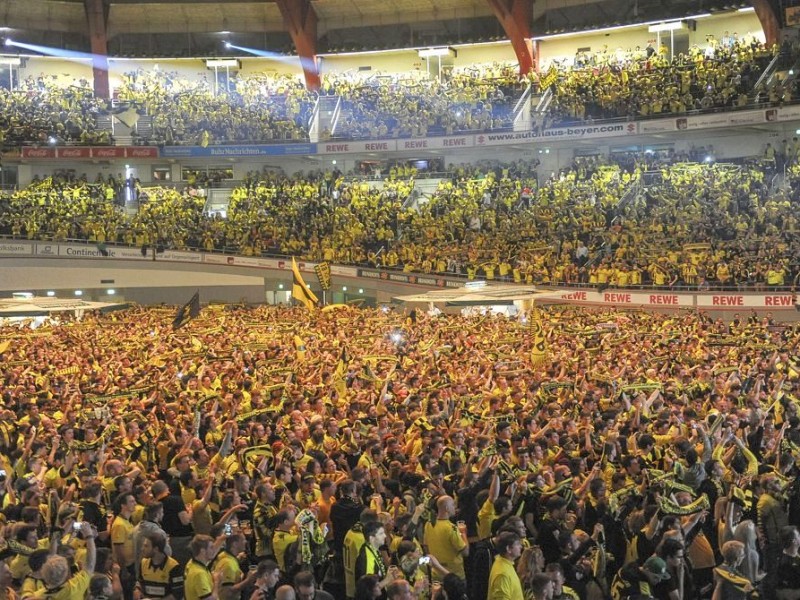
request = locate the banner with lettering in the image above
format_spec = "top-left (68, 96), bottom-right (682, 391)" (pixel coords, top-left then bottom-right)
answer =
top-left (314, 262), bottom-right (332, 290)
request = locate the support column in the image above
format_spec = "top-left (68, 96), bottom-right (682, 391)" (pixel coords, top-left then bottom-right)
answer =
top-left (752, 0), bottom-right (780, 46)
top-left (485, 0), bottom-right (535, 76)
top-left (84, 0), bottom-right (110, 98)
top-left (275, 0), bottom-right (321, 91)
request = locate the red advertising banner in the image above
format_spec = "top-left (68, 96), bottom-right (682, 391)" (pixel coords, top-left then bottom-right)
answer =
top-left (21, 146), bottom-right (160, 160)
top-left (57, 147), bottom-right (91, 159)
top-left (91, 147), bottom-right (126, 159)
top-left (21, 147), bottom-right (56, 159)
top-left (124, 147), bottom-right (158, 158)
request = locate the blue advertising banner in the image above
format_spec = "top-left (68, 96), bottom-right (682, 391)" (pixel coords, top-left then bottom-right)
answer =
top-left (160, 144), bottom-right (317, 158)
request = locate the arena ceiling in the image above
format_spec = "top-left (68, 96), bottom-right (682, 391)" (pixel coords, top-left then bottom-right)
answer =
top-left (0, 0), bottom-right (783, 55)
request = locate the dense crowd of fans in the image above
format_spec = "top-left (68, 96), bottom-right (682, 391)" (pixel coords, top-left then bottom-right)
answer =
top-left (545, 35), bottom-right (778, 124)
top-left (1, 158), bottom-right (798, 290)
top-left (2, 35), bottom-right (794, 148)
top-left (0, 76), bottom-right (111, 147)
top-left (0, 303), bottom-right (799, 600)
top-left (324, 64), bottom-right (524, 140)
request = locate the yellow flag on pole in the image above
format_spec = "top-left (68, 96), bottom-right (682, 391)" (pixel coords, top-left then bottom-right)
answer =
top-left (292, 257), bottom-right (319, 310)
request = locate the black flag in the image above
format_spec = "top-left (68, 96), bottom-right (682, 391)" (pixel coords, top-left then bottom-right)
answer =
top-left (173, 290), bottom-right (200, 330)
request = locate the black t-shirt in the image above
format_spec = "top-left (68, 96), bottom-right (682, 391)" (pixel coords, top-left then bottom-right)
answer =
top-left (161, 494), bottom-right (193, 537)
top-left (776, 552), bottom-right (800, 590)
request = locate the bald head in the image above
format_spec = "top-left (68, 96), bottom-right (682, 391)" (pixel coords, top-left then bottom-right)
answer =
top-left (275, 585), bottom-right (295, 600)
top-left (436, 495), bottom-right (455, 518)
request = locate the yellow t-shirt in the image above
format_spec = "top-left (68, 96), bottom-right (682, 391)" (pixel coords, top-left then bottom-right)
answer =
top-left (139, 555), bottom-right (182, 599)
top-left (272, 530), bottom-right (298, 573)
top-left (111, 515), bottom-right (135, 567)
top-left (423, 519), bottom-right (467, 579)
top-left (28, 570), bottom-right (91, 600)
top-left (213, 550), bottom-right (242, 589)
top-left (184, 559), bottom-right (214, 600)
top-left (477, 498), bottom-right (497, 540)
top-left (488, 555), bottom-right (524, 600)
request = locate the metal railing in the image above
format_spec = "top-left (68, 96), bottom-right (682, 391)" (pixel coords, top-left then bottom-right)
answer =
top-left (7, 93), bottom-right (800, 150)
top-left (1, 232), bottom-right (798, 293)
top-left (755, 51), bottom-right (782, 91)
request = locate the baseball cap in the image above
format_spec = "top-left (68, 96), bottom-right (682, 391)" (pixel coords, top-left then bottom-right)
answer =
top-left (643, 556), bottom-right (671, 582)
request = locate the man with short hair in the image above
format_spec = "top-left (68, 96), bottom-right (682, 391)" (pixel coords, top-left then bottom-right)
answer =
top-left (385, 579), bottom-right (414, 600)
top-left (154, 479), bottom-right (194, 568)
top-left (133, 501), bottom-right (172, 580)
top-left (272, 508), bottom-right (298, 575)
top-left (354, 521), bottom-right (388, 583)
top-left (253, 483), bottom-right (278, 559)
top-left (343, 509), bottom-right (377, 600)
top-left (487, 531), bottom-right (524, 600)
top-left (111, 491), bottom-right (138, 599)
top-left (184, 534), bottom-right (221, 600)
top-left (293, 569), bottom-right (334, 600)
top-left (250, 559), bottom-right (280, 600)
top-left (135, 532), bottom-right (183, 600)
top-left (214, 532), bottom-right (258, 600)
top-left (776, 525), bottom-right (800, 599)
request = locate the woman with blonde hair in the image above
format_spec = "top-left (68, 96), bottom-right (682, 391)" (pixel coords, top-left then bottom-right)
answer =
top-left (732, 519), bottom-right (762, 583)
top-left (516, 545), bottom-right (545, 598)
top-left (712, 540), bottom-right (755, 600)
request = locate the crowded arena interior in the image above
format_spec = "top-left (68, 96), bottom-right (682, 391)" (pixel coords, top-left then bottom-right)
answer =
top-left (2, 0), bottom-right (800, 599)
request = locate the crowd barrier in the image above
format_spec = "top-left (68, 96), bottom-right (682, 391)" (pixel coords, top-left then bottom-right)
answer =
top-left (1, 240), bottom-right (796, 311)
top-left (11, 104), bottom-right (800, 160)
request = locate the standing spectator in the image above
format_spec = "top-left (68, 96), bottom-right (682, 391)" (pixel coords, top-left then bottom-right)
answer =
top-left (758, 474), bottom-right (789, 576)
top-left (293, 570), bottom-right (335, 600)
top-left (712, 541), bottom-right (755, 600)
top-left (134, 532), bottom-right (183, 600)
top-left (154, 480), bottom-right (194, 568)
top-left (354, 521), bottom-right (395, 588)
top-left (215, 532), bottom-right (258, 600)
top-left (133, 502), bottom-right (172, 580)
top-left (423, 496), bottom-right (468, 580)
top-left (38, 521), bottom-right (97, 598)
top-left (487, 531), bottom-right (524, 600)
top-left (776, 526), bottom-right (800, 599)
top-left (184, 535), bottom-right (221, 600)
top-left (249, 559), bottom-right (281, 600)
top-left (111, 491), bottom-right (138, 599)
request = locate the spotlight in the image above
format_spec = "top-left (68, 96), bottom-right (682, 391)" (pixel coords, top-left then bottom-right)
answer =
top-left (224, 41), bottom-right (232, 49)
top-left (74, 290), bottom-right (83, 296)
top-left (48, 136), bottom-right (57, 145)
top-left (4, 39), bottom-right (12, 46)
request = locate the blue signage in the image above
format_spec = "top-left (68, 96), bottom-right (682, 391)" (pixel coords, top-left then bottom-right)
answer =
top-left (160, 144), bottom-right (317, 158)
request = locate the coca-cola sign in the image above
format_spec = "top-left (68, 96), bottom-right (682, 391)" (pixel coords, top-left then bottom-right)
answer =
top-left (20, 146), bottom-right (160, 160)
top-left (125, 147), bottom-right (158, 158)
top-left (21, 147), bottom-right (56, 159)
top-left (91, 147), bottom-right (125, 158)
top-left (57, 147), bottom-right (91, 159)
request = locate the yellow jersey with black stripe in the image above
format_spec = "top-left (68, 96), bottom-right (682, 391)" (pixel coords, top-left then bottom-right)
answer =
top-left (213, 550), bottom-right (243, 588)
top-left (184, 559), bottom-right (214, 600)
top-left (139, 555), bottom-right (183, 598)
